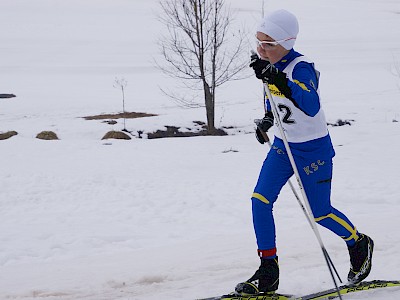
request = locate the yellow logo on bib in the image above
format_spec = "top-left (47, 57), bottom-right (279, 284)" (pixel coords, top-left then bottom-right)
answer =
top-left (267, 84), bottom-right (285, 98)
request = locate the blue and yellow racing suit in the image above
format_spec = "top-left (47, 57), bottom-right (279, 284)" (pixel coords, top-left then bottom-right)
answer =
top-left (252, 49), bottom-right (360, 258)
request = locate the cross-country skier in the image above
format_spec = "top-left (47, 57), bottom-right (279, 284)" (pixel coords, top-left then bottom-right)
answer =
top-left (235, 9), bottom-right (374, 296)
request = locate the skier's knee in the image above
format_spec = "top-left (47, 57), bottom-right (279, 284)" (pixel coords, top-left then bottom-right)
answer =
top-left (252, 192), bottom-right (271, 205)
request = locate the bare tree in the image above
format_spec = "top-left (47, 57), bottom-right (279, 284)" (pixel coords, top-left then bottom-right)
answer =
top-left (158, 0), bottom-right (249, 133)
top-left (113, 77), bottom-right (128, 131)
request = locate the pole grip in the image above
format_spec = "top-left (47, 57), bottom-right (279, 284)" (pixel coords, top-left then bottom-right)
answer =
top-left (259, 128), bottom-right (270, 143)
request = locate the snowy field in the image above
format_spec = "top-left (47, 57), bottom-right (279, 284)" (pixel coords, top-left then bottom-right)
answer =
top-left (1, 0), bottom-right (400, 299)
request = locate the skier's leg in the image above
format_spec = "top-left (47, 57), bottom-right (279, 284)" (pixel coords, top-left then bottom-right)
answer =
top-left (252, 144), bottom-right (293, 256)
top-left (297, 155), bottom-right (373, 284)
top-left (236, 144), bottom-right (293, 295)
top-left (295, 155), bottom-right (359, 244)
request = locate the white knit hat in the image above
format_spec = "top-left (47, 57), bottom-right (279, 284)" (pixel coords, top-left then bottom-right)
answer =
top-left (257, 9), bottom-right (299, 50)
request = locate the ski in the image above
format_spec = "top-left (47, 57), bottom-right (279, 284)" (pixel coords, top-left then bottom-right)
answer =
top-left (299, 279), bottom-right (400, 300)
top-left (197, 293), bottom-right (293, 300)
top-left (197, 280), bottom-right (400, 300)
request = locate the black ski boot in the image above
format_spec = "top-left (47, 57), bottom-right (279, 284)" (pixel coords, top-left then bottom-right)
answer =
top-left (348, 233), bottom-right (374, 284)
top-left (235, 257), bottom-right (279, 295)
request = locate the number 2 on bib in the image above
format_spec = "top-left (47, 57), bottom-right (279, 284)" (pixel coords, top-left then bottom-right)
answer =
top-left (278, 104), bottom-right (295, 124)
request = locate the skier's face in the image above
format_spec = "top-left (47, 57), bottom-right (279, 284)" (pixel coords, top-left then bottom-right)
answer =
top-left (256, 32), bottom-right (289, 64)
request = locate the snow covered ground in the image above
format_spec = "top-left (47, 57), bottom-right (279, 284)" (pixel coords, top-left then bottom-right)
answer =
top-left (1, 0), bottom-right (400, 299)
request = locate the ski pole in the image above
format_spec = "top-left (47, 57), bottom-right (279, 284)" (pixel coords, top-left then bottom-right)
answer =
top-left (263, 82), bottom-right (344, 300)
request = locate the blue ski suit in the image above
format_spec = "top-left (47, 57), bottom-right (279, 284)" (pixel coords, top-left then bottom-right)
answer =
top-left (252, 49), bottom-right (360, 258)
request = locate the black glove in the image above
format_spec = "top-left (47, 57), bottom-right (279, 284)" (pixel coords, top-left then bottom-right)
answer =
top-left (250, 56), bottom-right (279, 82)
top-left (254, 111), bottom-right (274, 132)
top-left (255, 127), bottom-right (267, 144)
top-left (254, 111), bottom-right (274, 144)
top-left (249, 54), bottom-right (292, 99)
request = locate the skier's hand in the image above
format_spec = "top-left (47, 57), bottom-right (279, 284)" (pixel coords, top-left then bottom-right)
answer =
top-left (249, 55), bottom-right (279, 83)
top-left (254, 111), bottom-right (274, 132)
top-left (249, 53), bottom-right (292, 99)
top-left (254, 111), bottom-right (274, 144)
top-left (255, 127), bottom-right (268, 144)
